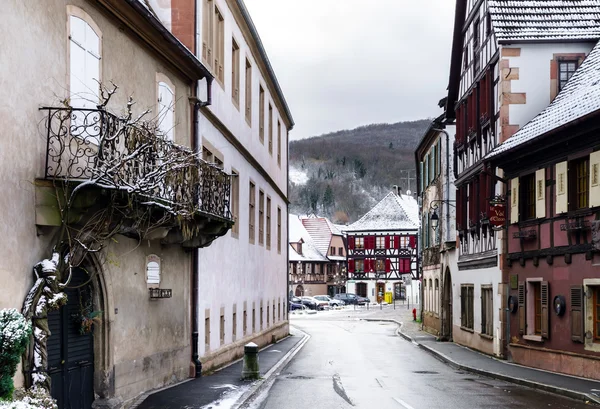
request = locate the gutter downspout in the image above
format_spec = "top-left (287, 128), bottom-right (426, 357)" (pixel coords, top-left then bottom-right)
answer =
top-left (433, 128), bottom-right (451, 242)
top-left (190, 4), bottom-right (213, 374)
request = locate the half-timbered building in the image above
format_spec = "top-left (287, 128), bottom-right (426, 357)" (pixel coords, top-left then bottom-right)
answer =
top-left (416, 117), bottom-right (457, 339)
top-left (446, 0), bottom-right (599, 357)
top-left (344, 191), bottom-right (419, 304)
top-left (301, 216), bottom-right (347, 297)
top-left (289, 215), bottom-right (329, 297)
top-left (486, 38), bottom-right (600, 380)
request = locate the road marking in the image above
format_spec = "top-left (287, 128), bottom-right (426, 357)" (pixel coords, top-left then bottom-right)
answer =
top-left (393, 397), bottom-right (416, 409)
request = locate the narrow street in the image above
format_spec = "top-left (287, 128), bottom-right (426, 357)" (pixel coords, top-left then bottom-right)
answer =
top-left (254, 312), bottom-right (591, 409)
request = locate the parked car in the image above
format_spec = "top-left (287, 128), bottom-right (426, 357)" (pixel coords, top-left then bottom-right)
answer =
top-left (334, 293), bottom-right (369, 305)
top-left (314, 295), bottom-right (345, 307)
top-left (292, 296), bottom-right (318, 310)
top-left (289, 299), bottom-right (304, 311)
top-left (301, 296), bottom-right (329, 310)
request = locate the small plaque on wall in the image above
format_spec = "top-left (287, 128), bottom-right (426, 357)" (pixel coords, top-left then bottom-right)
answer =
top-left (510, 274), bottom-right (518, 290)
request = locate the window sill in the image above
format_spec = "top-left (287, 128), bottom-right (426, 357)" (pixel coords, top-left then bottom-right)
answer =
top-left (460, 326), bottom-right (474, 333)
top-left (523, 334), bottom-right (543, 342)
top-left (479, 333), bottom-right (493, 340)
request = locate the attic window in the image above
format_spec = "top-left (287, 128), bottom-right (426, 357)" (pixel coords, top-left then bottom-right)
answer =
top-left (146, 255), bottom-right (161, 286)
top-left (298, 242), bottom-right (302, 255)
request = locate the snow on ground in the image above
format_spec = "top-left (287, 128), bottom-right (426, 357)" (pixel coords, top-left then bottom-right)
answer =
top-left (289, 167), bottom-right (308, 185)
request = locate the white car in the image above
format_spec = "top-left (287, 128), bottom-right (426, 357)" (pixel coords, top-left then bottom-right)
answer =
top-left (314, 295), bottom-right (345, 307)
top-left (301, 296), bottom-right (329, 310)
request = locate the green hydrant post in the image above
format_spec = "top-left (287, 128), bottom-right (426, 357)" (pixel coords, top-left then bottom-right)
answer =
top-left (242, 342), bottom-right (260, 380)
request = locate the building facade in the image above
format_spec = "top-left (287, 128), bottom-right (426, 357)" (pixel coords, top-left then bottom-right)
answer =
top-left (487, 39), bottom-right (600, 380)
top-left (289, 215), bottom-right (329, 297)
top-left (2, 1), bottom-right (233, 408)
top-left (416, 119), bottom-right (457, 338)
top-left (301, 217), bottom-right (347, 297)
top-left (344, 191), bottom-right (419, 304)
top-left (445, 0), bottom-right (598, 357)
top-left (166, 0), bottom-right (295, 374)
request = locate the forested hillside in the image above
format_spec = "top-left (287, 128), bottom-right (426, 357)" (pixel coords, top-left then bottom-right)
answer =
top-left (289, 120), bottom-right (430, 223)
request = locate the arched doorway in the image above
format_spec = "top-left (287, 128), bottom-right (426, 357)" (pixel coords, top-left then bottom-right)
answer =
top-left (441, 267), bottom-right (453, 341)
top-left (295, 285), bottom-right (304, 296)
top-left (47, 267), bottom-right (98, 409)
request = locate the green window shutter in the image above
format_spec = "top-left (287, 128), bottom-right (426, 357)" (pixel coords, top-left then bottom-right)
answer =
top-left (437, 138), bottom-right (442, 176)
top-left (419, 161), bottom-right (424, 193)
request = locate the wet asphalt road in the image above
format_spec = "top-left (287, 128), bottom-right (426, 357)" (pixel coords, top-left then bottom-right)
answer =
top-left (254, 314), bottom-right (593, 409)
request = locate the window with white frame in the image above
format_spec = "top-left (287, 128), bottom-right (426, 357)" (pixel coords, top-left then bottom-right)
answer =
top-left (157, 79), bottom-right (175, 141)
top-left (69, 11), bottom-right (101, 141)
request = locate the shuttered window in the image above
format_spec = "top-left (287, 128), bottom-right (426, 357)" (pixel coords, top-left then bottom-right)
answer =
top-left (590, 151), bottom-right (600, 207)
top-left (461, 285), bottom-right (474, 329)
top-left (571, 286), bottom-right (584, 342)
top-left (510, 177), bottom-right (519, 224)
top-left (520, 173), bottom-right (535, 221)
top-left (556, 161), bottom-right (568, 213)
top-left (535, 169), bottom-right (546, 218)
top-left (232, 38), bottom-right (240, 106)
top-left (518, 282), bottom-right (526, 335)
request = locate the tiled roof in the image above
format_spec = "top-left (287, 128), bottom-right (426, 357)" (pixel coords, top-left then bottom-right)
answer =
top-left (301, 217), bottom-right (333, 256)
top-left (489, 1), bottom-right (600, 42)
top-left (289, 215), bottom-right (328, 262)
top-left (344, 192), bottom-right (419, 232)
top-left (487, 39), bottom-right (600, 159)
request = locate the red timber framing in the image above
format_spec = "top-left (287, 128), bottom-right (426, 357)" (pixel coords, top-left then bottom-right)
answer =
top-left (346, 233), bottom-right (418, 280)
top-left (454, 64), bottom-right (499, 258)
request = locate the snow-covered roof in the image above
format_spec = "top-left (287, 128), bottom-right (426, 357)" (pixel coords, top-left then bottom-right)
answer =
top-left (344, 192), bottom-right (419, 232)
top-left (300, 216), bottom-right (343, 256)
top-left (487, 39), bottom-right (600, 159)
top-left (289, 215), bottom-right (328, 262)
top-left (489, 1), bottom-right (600, 42)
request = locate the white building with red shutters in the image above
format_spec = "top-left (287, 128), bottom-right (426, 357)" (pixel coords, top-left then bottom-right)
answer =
top-left (344, 190), bottom-right (420, 305)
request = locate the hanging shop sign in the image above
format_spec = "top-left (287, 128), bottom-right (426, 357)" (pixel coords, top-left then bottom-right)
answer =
top-left (489, 202), bottom-right (506, 230)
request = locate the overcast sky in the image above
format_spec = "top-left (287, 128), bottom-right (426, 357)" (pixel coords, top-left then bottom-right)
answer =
top-left (244, 0), bottom-right (456, 140)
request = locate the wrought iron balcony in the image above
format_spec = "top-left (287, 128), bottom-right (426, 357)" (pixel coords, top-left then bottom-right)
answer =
top-left (41, 107), bottom-right (232, 222)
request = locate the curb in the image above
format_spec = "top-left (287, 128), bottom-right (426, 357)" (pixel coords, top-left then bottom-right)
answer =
top-left (363, 318), bottom-right (600, 406)
top-left (232, 326), bottom-right (311, 409)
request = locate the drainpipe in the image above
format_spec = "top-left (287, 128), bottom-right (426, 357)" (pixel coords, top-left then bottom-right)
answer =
top-left (433, 128), bottom-right (450, 243)
top-left (190, 3), bottom-right (213, 373)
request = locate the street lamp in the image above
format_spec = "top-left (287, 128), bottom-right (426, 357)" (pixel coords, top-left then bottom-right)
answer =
top-left (430, 209), bottom-right (439, 230)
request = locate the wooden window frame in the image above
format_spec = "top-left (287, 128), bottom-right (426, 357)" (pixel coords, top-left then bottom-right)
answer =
top-left (355, 237), bottom-right (364, 249)
top-left (258, 190), bottom-right (265, 246)
top-left (277, 206), bottom-right (282, 254)
top-left (569, 156), bottom-right (589, 211)
top-left (594, 287), bottom-right (600, 341)
top-left (558, 60), bottom-right (578, 92)
top-left (231, 169), bottom-right (239, 238)
top-left (259, 85), bottom-right (265, 143)
top-left (277, 120), bottom-right (282, 167)
top-left (245, 58), bottom-right (252, 126)
top-left (231, 37), bottom-right (240, 108)
top-left (214, 6), bottom-right (224, 85)
top-left (520, 173), bottom-right (536, 221)
top-left (266, 196), bottom-right (271, 250)
top-left (249, 181), bottom-right (255, 244)
top-left (460, 284), bottom-right (474, 330)
top-left (481, 286), bottom-right (493, 336)
top-left (268, 104), bottom-right (273, 155)
top-left (376, 236), bottom-right (385, 249)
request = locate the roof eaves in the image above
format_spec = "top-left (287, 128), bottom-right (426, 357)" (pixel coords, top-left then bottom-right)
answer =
top-left (236, 0), bottom-right (295, 129)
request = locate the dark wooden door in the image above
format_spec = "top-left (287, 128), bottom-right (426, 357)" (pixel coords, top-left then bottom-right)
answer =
top-left (48, 268), bottom-right (95, 409)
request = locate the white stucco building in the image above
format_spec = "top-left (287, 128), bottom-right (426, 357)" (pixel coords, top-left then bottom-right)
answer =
top-left (189, 0), bottom-right (295, 372)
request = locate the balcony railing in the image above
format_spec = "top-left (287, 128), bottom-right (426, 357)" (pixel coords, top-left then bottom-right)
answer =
top-left (42, 107), bottom-right (232, 221)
